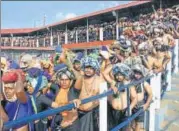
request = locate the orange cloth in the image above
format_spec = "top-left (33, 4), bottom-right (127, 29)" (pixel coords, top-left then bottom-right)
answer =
top-left (55, 88), bottom-right (70, 116)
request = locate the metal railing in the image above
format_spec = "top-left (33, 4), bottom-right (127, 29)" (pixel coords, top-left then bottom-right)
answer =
top-left (3, 39), bottom-right (179, 131)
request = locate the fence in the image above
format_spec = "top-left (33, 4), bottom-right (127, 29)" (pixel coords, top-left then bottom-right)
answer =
top-left (3, 39), bottom-right (179, 131)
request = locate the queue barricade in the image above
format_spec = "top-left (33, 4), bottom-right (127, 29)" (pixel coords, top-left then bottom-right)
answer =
top-left (99, 82), bottom-right (108, 131)
top-left (166, 51), bottom-right (172, 91)
top-left (3, 46), bottom-right (177, 131)
top-left (174, 39), bottom-right (179, 73)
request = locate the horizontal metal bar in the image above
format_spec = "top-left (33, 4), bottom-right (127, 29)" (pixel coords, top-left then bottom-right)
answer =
top-left (4, 75), bottom-right (153, 129)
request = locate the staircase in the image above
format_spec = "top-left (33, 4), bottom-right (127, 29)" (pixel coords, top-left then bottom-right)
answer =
top-left (156, 72), bottom-right (179, 131)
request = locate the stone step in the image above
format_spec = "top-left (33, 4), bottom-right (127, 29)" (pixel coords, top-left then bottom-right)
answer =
top-left (160, 110), bottom-right (179, 131)
top-left (164, 109), bottom-right (179, 121)
top-left (162, 93), bottom-right (179, 101)
top-left (170, 86), bottom-right (179, 91)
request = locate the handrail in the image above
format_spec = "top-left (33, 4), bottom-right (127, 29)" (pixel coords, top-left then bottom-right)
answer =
top-left (111, 108), bottom-right (144, 131)
top-left (3, 75), bottom-right (154, 130)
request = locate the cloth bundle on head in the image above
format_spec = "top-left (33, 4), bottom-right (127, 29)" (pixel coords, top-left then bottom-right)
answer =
top-left (99, 46), bottom-right (113, 59)
top-left (112, 63), bottom-right (132, 79)
top-left (41, 59), bottom-right (52, 68)
top-left (81, 56), bottom-right (100, 71)
top-left (56, 63), bottom-right (75, 80)
top-left (27, 67), bottom-right (42, 78)
top-left (1, 57), bottom-right (7, 71)
top-left (55, 45), bottom-right (63, 54)
top-left (2, 69), bottom-right (25, 83)
top-left (9, 60), bottom-right (20, 69)
top-left (138, 42), bottom-right (148, 50)
top-left (19, 54), bottom-right (33, 69)
top-left (73, 52), bottom-right (84, 63)
top-left (131, 64), bottom-right (148, 77)
top-left (54, 63), bottom-right (68, 72)
top-left (26, 68), bottom-right (48, 91)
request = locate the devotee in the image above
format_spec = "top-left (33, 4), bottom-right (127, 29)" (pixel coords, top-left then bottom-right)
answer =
top-left (52, 64), bottom-right (81, 131)
top-left (131, 64), bottom-right (153, 131)
top-left (25, 67), bottom-right (58, 131)
top-left (74, 55), bottom-right (105, 131)
top-left (2, 69), bottom-right (34, 131)
top-left (103, 63), bottom-right (137, 130)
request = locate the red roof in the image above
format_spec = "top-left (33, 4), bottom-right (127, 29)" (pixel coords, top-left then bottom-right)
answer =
top-left (1, 28), bottom-right (36, 35)
top-left (1, 1), bottom-right (151, 35)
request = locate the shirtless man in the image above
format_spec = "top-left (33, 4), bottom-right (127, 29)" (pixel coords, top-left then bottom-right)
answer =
top-left (54, 64), bottom-right (80, 131)
top-left (71, 52), bottom-right (84, 79)
top-left (131, 64), bottom-right (153, 131)
top-left (103, 63), bottom-right (137, 130)
top-left (75, 56), bottom-right (104, 131)
top-left (152, 43), bottom-right (171, 73)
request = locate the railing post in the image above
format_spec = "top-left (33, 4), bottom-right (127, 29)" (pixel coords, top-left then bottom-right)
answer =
top-left (65, 24), bottom-right (68, 44)
top-left (76, 30), bottom-right (78, 43)
top-left (44, 38), bottom-right (46, 47)
top-left (99, 28), bottom-right (103, 41)
top-left (36, 38), bottom-right (39, 47)
top-left (149, 76), bottom-right (157, 131)
top-left (99, 82), bottom-right (107, 131)
top-left (174, 39), bottom-right (179, 73)
top-left (116, 11), bottom-right (119, 40)
top-left (166, 51), bottom-right (172, 91)
top-left (86, 18), bottom-right (89, 42)
top-left (155, 73), bottom-right (161, 109)
top-left (50, 28), bottom-right (53, 46)
top-left (58, 35), bottom-right (60, 45)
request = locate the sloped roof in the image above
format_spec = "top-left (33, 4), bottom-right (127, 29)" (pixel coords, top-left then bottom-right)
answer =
top-left (1, 28), bottom-right (36, 35)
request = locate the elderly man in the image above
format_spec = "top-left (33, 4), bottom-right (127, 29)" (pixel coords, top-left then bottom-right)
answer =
top-left (2, 69), bottom-right (34, 131)
top-left (74, 55), bottom-right (105, 131)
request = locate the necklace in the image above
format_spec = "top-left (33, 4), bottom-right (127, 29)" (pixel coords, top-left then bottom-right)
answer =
top-left (83, 75), bottom-right (96, 95)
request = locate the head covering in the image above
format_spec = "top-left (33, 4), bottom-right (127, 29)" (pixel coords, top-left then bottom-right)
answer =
top-left (9, 60), bottom-right (20, 69)
top-left (19, 54), bottom-right (33, 69)
top-left (26, 75), bottom-right (48, 91)
top-left (1, 57), bottom-right (7, 66)
top-left (2, 72), bottom-right (18, 83)
top-left (131, 64), bottom-right (148, 77)
top-left (138, 42), bottom-right (147, 50)
top-left (99, 46), bottom-right (112, 59)
top-left (56, 64), bottom-right (75, 80)
top-left (81, 56), bottom-right (100, 71)
top-left (112, 63), bottom-right (132, 79)
top-left (27, 67), bottom-right (42, 78)
top-left (171, 16), bottom-right (179, 21)
top-left (73, 52), bottom-right (84, 63)
top-left (55, 45), bottom-right (63, 53)
top-left (2, 69), bottom-right (25, 83)
top-left (54, 63), bottom-right (68, 72)
top-left (41, 59), bottom-right (52, 68)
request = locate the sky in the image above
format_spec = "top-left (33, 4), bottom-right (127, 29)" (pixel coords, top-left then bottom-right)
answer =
top-left (2, 1), bottom-right (132, 29)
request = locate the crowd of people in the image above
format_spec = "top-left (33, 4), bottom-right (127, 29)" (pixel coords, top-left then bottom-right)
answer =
top-left (0, 4), bottom-right (179, 131)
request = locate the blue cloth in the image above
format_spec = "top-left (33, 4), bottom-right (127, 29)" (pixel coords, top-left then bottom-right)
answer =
top-left (5, 96), bottom-right (34, 130)
top-left (54, 63), bottom-right (68, 72)
top-left (55, 45), bottom-right (62, 53)
top-left (81, 56), bottom-right (100, 71)
top-left (9, 61), bottom-right (20, 69)
top-left (73, 52), bottom-right (84, 63)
